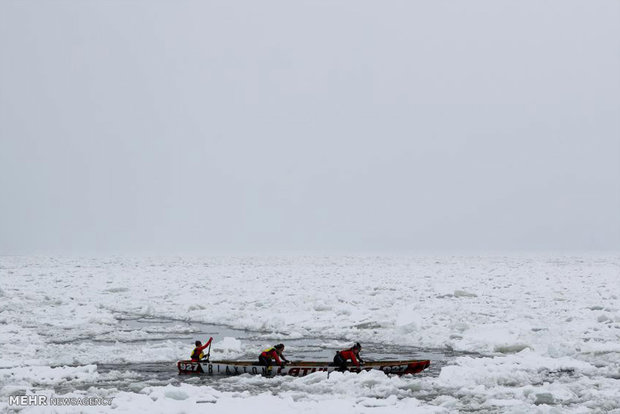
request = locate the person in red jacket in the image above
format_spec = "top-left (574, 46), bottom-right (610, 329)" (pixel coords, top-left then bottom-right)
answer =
top-left (258, 344), bottom-right (289, 368)
top-left (190, 337), bottom-right (213, 361)
top-left (333, 342), bottom-right (364, 371)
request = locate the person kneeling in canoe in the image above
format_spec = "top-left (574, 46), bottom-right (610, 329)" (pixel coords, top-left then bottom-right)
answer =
top-left (191, 337), bottom-right (213, 361)
top-left (334, 342), bottom-right (364, 371)
top-left (259, 344), bottom-right (289, 368)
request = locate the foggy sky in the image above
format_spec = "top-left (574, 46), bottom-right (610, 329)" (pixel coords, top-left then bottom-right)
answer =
top-left (1, 1), bottom-right (619, 255)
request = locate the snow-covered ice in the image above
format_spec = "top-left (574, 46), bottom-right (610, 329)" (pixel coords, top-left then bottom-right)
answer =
top-left (1, 255), bottom-right (618, 413)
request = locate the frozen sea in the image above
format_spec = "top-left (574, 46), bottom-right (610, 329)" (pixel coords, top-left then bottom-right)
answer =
top-left (0, 255), bottom-right (619, 413)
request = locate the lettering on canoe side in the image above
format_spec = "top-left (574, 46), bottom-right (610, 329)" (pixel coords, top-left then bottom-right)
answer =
top-left (179, 362), bottom-right (200, 372)
top-left (178, 362), bottom-right (427, 376)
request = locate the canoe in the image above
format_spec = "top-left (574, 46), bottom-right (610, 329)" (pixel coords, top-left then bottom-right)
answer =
top-left (177, 359), bottom-right (430, 377)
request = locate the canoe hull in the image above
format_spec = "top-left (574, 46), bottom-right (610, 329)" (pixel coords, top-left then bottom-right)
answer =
top-left (177, 360), bottom-right (430, 377)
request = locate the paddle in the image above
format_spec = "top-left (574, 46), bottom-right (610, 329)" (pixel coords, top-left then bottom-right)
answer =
top-left (205, 336), bottom-right (213, 362)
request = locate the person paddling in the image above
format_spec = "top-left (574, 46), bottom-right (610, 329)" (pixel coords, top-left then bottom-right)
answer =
top-left (259, 344), bottom-right (289, 368)
top-left (191, 337), bottom-right (213, 361)
top-left (333, 342), bottom-right (364, 371)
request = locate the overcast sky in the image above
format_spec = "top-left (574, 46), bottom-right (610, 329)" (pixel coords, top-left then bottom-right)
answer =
top-left (1, 1), bottom-right (618, 255)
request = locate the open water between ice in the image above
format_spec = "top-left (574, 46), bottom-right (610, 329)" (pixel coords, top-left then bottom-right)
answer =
top-left (48, 315), bottom-right (479, 400)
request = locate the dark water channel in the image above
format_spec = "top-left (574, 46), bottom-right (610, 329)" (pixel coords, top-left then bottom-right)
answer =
top-left (51, 315), bottom-right (479, 398)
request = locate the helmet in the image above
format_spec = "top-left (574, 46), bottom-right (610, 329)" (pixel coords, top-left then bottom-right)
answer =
top-left (275, 344), bottom-right (285, 349)
top-left (354, 342), bottom-right (362, 350)
top-left (195, 341), bottom-right (202, 346)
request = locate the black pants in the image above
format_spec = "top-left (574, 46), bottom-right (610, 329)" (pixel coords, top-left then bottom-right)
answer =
top-left (333, 353), bottom-right (347, 371)
top-left (258, 355), bottom-right (273, 366)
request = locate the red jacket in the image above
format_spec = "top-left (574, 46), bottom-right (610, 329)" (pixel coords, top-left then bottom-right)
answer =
top-left (191, 337), bottom-right (213, 361)
top-left (338, 349), bottom-right (360, 366)
top-left (261, 348), bottom-right (283, 364)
